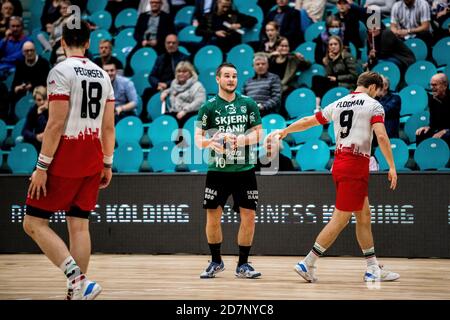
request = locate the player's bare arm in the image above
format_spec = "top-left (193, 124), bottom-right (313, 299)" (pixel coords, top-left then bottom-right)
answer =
top-left (373, 122), bottom-right (397, 190)
top-left (28, 100), bottom-right (69, 200)
top-left (194, 127), bottom-right (225, 154)
top-left (236, 124), bottom-right (262, 148)
top-left (100, 101), bottom-right (115, 189)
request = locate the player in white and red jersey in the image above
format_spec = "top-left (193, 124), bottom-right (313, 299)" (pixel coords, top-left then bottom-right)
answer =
top-left (23, 21), bottom-right (115, 300)
top-left (266, 71), bottom-right (399, 282)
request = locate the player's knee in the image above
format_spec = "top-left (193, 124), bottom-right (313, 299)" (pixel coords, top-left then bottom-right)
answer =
top-left (22, 216), bottom-right (36, 236)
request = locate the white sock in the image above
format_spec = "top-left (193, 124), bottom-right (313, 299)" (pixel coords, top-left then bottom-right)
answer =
top-left (362, 247), bottom-right (379, 267)
top-left (59, 256), bottom-right (83, 285)
top-left (304, 242), bottom-right (327, 266)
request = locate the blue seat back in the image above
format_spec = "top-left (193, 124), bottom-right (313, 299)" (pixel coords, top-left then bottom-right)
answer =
top-left (7, 143), bottom-right (37, 173)
top-left (414, 138), bottom-right (450, 170)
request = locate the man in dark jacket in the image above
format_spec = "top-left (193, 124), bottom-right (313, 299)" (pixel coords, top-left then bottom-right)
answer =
top-left (377, 75), bottom-right (401, 139)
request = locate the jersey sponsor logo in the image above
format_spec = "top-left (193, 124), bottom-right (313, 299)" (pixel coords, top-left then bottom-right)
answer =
top-left (240, 105), bottom-right (247, 113)
top-left (250, 112), bottom-right (256, 124)
top-left (202, 114), bottom-right (208, 126)
top-left (225, 104), bottom-right (236, 114)
top-left (215, 109), bottom-right (221, 115)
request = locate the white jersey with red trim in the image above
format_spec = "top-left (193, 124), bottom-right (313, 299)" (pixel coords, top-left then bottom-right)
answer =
top-left (47, 56), bottom-right (115, 177)
top-left (315, 92), bottom-right (385, 158)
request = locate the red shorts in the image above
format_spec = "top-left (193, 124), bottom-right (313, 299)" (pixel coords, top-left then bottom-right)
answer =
top-left (26, 172), bottom-right (102, 214)
top-left (332, 153), bottom-right (369, 212)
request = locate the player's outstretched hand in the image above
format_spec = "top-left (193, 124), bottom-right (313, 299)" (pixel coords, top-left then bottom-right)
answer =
top-left (28, 169), bottom-right (47, 200)
top-left (388, 167), bottom-right (397, 190)
top-left (99, 167), bottom-right (112, 189)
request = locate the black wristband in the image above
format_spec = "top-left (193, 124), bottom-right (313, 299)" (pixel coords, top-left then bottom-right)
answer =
top-left (104, 163), bottom-right (112, 169)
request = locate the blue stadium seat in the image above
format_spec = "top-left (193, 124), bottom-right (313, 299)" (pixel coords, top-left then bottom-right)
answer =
top-left (242, 24), bottom-right (261, 43)
top-left (148, 115), bottom-right (179, 145)
top-left (399, 85), bottom-right (428, 117)
top-left (174, 6), bottom-right (194, 28)
top-left (115, 28), bottom-right (137, 51)
top-left (442, 17), bottom-right (450, 30)
top-left (114, 142), bottom-right (143, 173)
top-left (227, 44), bottom-right (254, 70)
top-left (359, 21), bottom-right (368, 45)
top-left (382, 17), bottom-right (391, 28)
top-left (375, 138), bottom-right (409, 171)
top-left (178, 26), bottom-right (203, 43)
top-left (0, 119), bottom-right (7, 145)
top-left (372, 61), bottom-right (400, 91)
top-left (90, 10), bottom-right (112, 30)
top-left (404, 111), bottom-right (429, 144)
top-left (115, 116), bottom-right (144, 146)
top-left (285, 88), bottom-right (316, 119)
top-left (4, 68), bottom-right (15, 90)
top-left (114, 8), bottom-right (138, 29)
top-left (295, 139), bottom-right (330, 171)
top-left (178, 45), bottom-right (190, 56)
top-left (136, 96), bottom-right (143, 117)
top-left (186, 145), bottom-right (209, 172)
top-left (0, 149), bottom-right (2, 168)
top-left (146, 92), bottom-right (163, 121)
top-left (194, 45), bottom-right (223, 74)
top-left (432, 37), bottom-right (450, 67)
top-left (130, 47), bottom-right (157, 74)
top-left (238, 3), bottom-right (263, 23)
top-left (182, 115), bottom-right (199, 147)
top-left (148, 142), bottom-right (178, 172)
top-left (321, 87), bottom-right (349, 108)
top-left (236, 67), bottom-right (255, 92)
top-left (15, 94), bottom-right (35, 119)
top-left (89, 29), bottom-right (112, 56)
top-left (199, 69), bottom-right (218, 96)
top-left (305, 22), bottom-right (325, 42)
top-left (7, 143), bottom-right (37, 174)
top-left (298, 63), bottom-right (326, 88)
top-left (87, 0), bottom-right (108, 14)
top-left (405, 61), bottom-right (437, 89)
top-left (234, 0), bottom-right (257, 10)
top-left (131, 70), bottom-right (151, 96)
top-left (294, 41), bottom-right (316, 64)
top-left (405, 38), bottom-right (427, 61)
top-left (261, 114), bottom-right (286, 139)
top-left (11, 118), bottom-right (26, 145)
top-left (414, 138), bottom-right (450, 170)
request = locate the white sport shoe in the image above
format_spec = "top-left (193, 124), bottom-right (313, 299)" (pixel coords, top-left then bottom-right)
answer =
top-left (294, 261), bottom-right (317, 283)
top-left (71, 279), bottom-right (102, 300)
top-left (235, 263), bottom-right (261, 279)
top-left (364, 265), bottom-right (400, 282)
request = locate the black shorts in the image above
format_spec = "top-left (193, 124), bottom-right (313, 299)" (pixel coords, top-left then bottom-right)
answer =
top-left (203, 169), bottom-right (258, 213)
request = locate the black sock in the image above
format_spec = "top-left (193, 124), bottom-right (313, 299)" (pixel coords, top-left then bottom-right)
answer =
top-left (238, 245), bottom-right (251, 267)
top-left (208, 243), bottom-right (222, 263)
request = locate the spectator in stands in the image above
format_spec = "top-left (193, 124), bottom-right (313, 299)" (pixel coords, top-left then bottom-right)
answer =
top-left (0, 1), bottom-right (14, 39)
top-left (258, 21), bottom-right (281, 54)
top-left (0, 0), bottom-right (21, 17)
top-left (138, 0), bottom-right (170, 14)
top-left (103, 61), bottom-right (139, 123)
top-left (243, 53), bottom-right (282, 117)
top-left (268, 37), bottom-right (311, 96)
top-left (261, 0), bottom-right (302, 49)
top-left (314, 15), bottom-right (346, 64)
top-left (40, 0), bottom-right (62, 32)
top-left (390, 0), bottom-right (433, 46)
top-left (160, 60), bottom-right (205, 126)
top-left (134, 0), bottom-right (175, 54)
top-left (142, 34), bottom-right (189, 109)
top-left (22, 86), bottom-right (49, 151)
top-left (416, 73), bottom-right (450, 146)
top-left (364, 0), bottom-right (396, 17)
top-left (0, 16), bottom-right (30, 79)
top-left (195, 0), bottom-right (257, 53)
top-left (193, 0), bottom-right (216, 26)
top-left (295, 0), bottom-right (327, 33)
top-left (47, 0), bottom-right (75, 65)
top-left (430, 0), bottom-right (450, 41)
top-left (93, 40), bottom-right (124, 74)
top-left (336, 0), bottom-right (367, 50)
top-left (366, 24), bottom-right (416, 73)
top-left (11, 41), bottom-right (50, 104)
top-left (376, 75), bottom-right (401, 138)
top-left (312, 35), bottom-right (357, 103)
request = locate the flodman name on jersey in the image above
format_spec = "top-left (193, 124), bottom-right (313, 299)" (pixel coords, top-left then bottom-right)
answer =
top-left (73, 67), bottom-right (105, 78)
top-left (336, 99), bottom-right (365, 108)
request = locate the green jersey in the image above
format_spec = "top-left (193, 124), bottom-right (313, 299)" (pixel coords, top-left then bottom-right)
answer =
top-left (197, 93), bottom-right (262, 172)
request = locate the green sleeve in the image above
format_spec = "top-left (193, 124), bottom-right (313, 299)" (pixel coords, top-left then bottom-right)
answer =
top-left (197, 103), bottom-right (210, 130)
top-left (247, 98), bottom-right (262, 128)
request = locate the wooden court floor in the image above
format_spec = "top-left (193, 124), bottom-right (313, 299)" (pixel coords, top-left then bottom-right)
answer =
top-left (0, 254), bottom-right (449, 300)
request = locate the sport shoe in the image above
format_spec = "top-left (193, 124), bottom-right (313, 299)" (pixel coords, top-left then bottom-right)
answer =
top-left (364, 264), bottom-right (400, 282)
top-left (235, 263), bottom-right (261, 279)
top-left (200, 261), bottom-right (225, 278)
top-left (294, 261), bottom-right (317, 282)
top-left (71, 279), bottom-right (102, 300)
top-left (65, 285), bottom-right (73, 300)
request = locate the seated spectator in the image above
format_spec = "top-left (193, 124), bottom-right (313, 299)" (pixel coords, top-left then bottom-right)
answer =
top-left (11, 41), bottom-right (50, 104)
top-left (314, 15), bottom-right (346, 64)
top-left (160, 60), bottom-right (205, 126)
top-left (366, 24), bottom-right (416, 74)
top-left (376, 75), bottom-right (401, 138)
top-left (40, 0), bottom-right (62, 32)
top-left (268, 37), bottom-right (311, 96)
top-left (261, 0), bottom-right (302, 49)
top-left (0, 1), bottom-right (14, 39)
top-left (138, 0), bottom-right (170, 14)
top-left (416, 73), bottom-right (450, 146)
top-left (243, 53), bottom-right (282, 117)
top-left (295, 0), bottom-right (327, 33)
top-left (22, 86), bottom-right (49, 151)
top-left (430, 0), bottom-right (450, 41)
top-left (0, 0), bottom-right (21, 16)
top-left (258, 21), bottom-right (281, 54)
top-left (47, 0), bottom-right (75, 65)
top-left (336, 0), bottom-right (367, 50)
top-left (364, 0), bottom-right (396, 17)
top-left (195, 0), bottom-right (257, 53)
top-left (103, 61), bottom-right (139, 123)
top-left (390, 0), bottom-right (433, 46)
top-left (0, 16), bottom-right (30, 79)
top-left (93, 40), bottom-right (124, 74)
top-left (312, 35), bottom-right (357, 103)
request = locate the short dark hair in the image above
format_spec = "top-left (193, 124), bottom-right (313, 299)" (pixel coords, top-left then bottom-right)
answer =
top-left (216, 62), bottom-right (237, 77)
top-left (356, 71), bottom-right (383, 89)
top-left (103, 60), bottom-right (117, 69)
top-left (62, 20), bottom-right (90, 48)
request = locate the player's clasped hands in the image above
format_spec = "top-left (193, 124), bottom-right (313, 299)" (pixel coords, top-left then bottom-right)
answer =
top-left (209, 131), bottom-right (239, 153)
